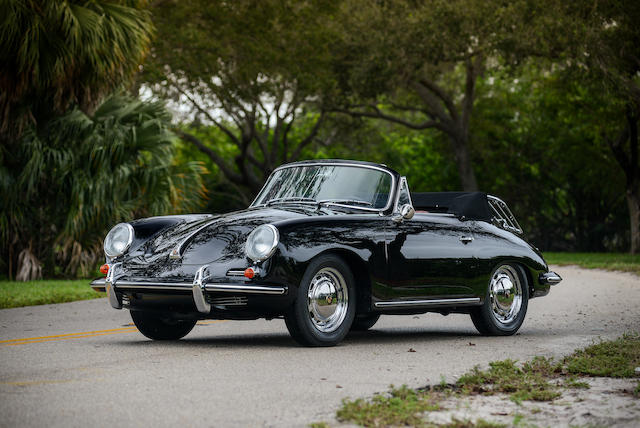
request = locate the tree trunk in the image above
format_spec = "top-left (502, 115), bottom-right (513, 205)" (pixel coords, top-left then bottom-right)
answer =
top-left (16, 246), bottom-right (42, 282)
top-left (608, 105), bottom-right (639, 254)
top-left (450, 135), bottom-right (479, 191)
top-left (627, 186), bottom-right (640, 254)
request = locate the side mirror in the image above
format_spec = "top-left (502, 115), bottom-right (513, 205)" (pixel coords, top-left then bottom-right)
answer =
top-left (393, 204), bottom-right (415, 223)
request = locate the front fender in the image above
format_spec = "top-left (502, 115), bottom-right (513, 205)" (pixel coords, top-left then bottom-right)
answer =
top-left (265, 219), bottom-right (387, 296)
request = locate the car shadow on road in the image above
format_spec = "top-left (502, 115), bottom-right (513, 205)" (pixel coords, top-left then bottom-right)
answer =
top-left (110, 327), bottom-right (495, 349)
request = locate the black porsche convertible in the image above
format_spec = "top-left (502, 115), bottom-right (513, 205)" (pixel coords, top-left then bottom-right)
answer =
top-left (91, 159), bottom-right (561, 346)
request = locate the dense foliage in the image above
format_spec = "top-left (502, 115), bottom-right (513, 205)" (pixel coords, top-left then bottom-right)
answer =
top-left (143, 0), bottom-right (339, 193)
top-left (0, 0), bottom-right (153, 140)
top-left (0, 1), bottom-right (204, 280)
top-left (0, 94), bottom-right (205, 279)
top-left (1, 0), bottom-right (639, 280)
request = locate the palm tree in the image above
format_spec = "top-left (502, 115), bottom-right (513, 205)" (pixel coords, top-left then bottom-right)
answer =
top-left (0, 0), bottom-right (153, 140)
top-left (1, 94), bottom-right (206, 280)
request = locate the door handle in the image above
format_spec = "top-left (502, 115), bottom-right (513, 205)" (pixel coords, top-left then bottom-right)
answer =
top-left (460, 236), bottom-right (474, 244)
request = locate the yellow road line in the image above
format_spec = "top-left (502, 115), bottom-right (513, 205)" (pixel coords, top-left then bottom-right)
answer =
top-left (1, 379), bottom-right (74, 386)
top-left (1, 320), bottom-right (225, 347)
top-left (2, 329), bottom-right (138, 346)
top-left (0, 327), bottom-right (139, 344)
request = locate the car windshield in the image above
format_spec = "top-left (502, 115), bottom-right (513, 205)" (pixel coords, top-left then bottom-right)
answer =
top-left (252, 164), bottom-right (393, 210)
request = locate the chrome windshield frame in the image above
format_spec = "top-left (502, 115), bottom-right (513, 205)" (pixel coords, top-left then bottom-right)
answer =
top-left (250, 162), bottom-right (397, 213)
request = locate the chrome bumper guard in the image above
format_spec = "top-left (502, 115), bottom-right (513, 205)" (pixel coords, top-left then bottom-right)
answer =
top-left (105, 262), bottom-right (124, 309)
top-left (539, 271), bottom-right (562, 285)
top-left (93, 263), bottom-right (287, 313)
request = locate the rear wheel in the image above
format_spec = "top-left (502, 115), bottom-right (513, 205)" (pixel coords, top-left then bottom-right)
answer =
top-left (285, 255), bottom-right (356, 346)
top-left (130, 310), bottom-right (196, 340)
top-left (350, 313), bottom-right (380, 331)
top-left (470, 264), bottom-right (529, 336)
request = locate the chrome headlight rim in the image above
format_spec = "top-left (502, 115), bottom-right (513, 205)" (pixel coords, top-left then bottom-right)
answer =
top-left (245, 224), bottom-right (279, 263)
top-left (104, 223), bottom-right (134, 258)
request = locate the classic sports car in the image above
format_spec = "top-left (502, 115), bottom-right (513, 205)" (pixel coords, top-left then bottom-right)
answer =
top-left (91, 159), bottom-right (561, 346)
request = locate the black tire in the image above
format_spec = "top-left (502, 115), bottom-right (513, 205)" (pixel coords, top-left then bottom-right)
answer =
top-left (285, 254), bottom-right (356, 346)
top-left (470, 264), bottom-right (529, 336)
top-left (350, 313), bottom-right (380, 331)
top-left (130, 310), bottom-right (197, 340)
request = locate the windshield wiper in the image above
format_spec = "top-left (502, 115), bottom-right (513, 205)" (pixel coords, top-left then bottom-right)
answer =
top-left (318, 199), bottom-right (373, 208)
top-left (266, 197), bottom-right (318, 206)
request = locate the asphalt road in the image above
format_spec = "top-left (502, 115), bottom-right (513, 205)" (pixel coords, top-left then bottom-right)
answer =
top-left (1, 266), bottom-right (638, 428)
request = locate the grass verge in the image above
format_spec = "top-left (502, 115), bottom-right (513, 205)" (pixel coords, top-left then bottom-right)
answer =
top-left (324, 333), bottom-right (640, 427)
top-left (544, 252), bottom-right (640, 275)
top-left (563, 333), bottom-right (640, 377)
top-left (0, 279), bottom-right (104, 309)
top-left (336, 385), bottom-right (439, 427)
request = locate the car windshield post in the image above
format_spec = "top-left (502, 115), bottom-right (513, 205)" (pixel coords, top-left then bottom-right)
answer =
top-left (252, 163), bottom-right (395, 211)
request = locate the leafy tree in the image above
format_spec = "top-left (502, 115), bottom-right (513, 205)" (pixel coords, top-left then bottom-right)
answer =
top-left (525, 0), bottom-right (640, 253)
top-left (0, 0), bottom-right (153, 142)
top-left (472, 65), bottom-right (627, 251)
top-left (0, 94), bottom-right (205, 280)
top-left (143, 0), bottom-right (339, 196)
top-left (577, 0), bottom-right (640, 254)
top-left (327, 0), bottom-right (561, 191)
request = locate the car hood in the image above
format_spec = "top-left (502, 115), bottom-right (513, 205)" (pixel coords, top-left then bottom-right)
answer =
top-left (121, 206), bottom-right (322, 281)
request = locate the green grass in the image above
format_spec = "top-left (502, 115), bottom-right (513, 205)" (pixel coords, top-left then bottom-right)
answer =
top-left (336, 385), bottom-right (439, 427)
top-left (456, 357), bottom-right (562, 404)
top-left (563, 333), bottom-right (640, 378)
top-left (332, 334), bottom-right (640, 427)
top-left (544, 252), bottom-right (640, 275)
top-left (0, 279), bottom-right (104, 309)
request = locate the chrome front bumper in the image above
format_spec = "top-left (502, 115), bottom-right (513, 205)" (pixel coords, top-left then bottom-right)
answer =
top-left (91, 263), bottom-right (287, 313)
top-left (539, 271), bottom-right (562, 285)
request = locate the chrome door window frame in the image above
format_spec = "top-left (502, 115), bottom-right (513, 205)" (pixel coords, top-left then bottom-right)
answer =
top-left (393, 176), bottom-right (413, 214)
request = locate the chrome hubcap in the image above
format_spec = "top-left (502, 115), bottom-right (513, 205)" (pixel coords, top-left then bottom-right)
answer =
top-left (489, 265), bottom-right (522, 325)
top-left (307, 267), bottom-right (348, 333)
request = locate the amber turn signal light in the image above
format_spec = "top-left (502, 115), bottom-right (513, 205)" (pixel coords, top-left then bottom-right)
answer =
top-left (244, 267), bottom-right (255, 279)
top-left (100, 264), bottom-right (109, 275)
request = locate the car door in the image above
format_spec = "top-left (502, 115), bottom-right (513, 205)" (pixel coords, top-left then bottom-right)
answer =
top-left (384, 214), bottom-right (478, 299)
top-left (378, 178), bottom-right (479, 301)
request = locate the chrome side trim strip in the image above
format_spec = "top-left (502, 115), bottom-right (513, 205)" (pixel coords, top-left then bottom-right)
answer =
top-left (374, 297), bottom-right (480, 308)
top-left (226, 269), bottom-right (246, 277)
top-left (203, 283), bottom-right (287, 295)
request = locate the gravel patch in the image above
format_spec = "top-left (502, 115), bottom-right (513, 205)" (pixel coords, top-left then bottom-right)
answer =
top-left (427, 378), bottom-right (640, 427)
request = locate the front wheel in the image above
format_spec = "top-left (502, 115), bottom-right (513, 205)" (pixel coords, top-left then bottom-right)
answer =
top-left (130, 310), bottom-right (197, 340)
top-left (285, 255), bottom-right (356, 346)
top-left (470, 264), bottom-right (529, 336)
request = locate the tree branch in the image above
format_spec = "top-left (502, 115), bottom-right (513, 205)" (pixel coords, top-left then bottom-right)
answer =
top-left (172, 85), bottom-right (241, 147)
top-left (331, 106), bottom-right (446, 132)
top-left (174, 129), bottom-right (243, 183)
top-left (461, 56), bottom-right (483, 137)
top-left (410, 80), bottom-right (453, 125)
top-left (416, 78), bottom-right (459, 121)
top-left (606, 123), bottom-right (630, 173)
top-left (290, 112), bottom-right (325, 160)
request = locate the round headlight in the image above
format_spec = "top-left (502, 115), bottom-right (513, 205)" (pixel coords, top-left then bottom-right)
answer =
top-left (245, 224), bottom-right (279, 262)
top-left (104, 223), bottom-right (134, 258)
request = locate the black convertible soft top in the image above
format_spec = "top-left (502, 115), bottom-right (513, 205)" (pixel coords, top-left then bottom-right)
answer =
top-left (410, 192), bottom-right (493, 222)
